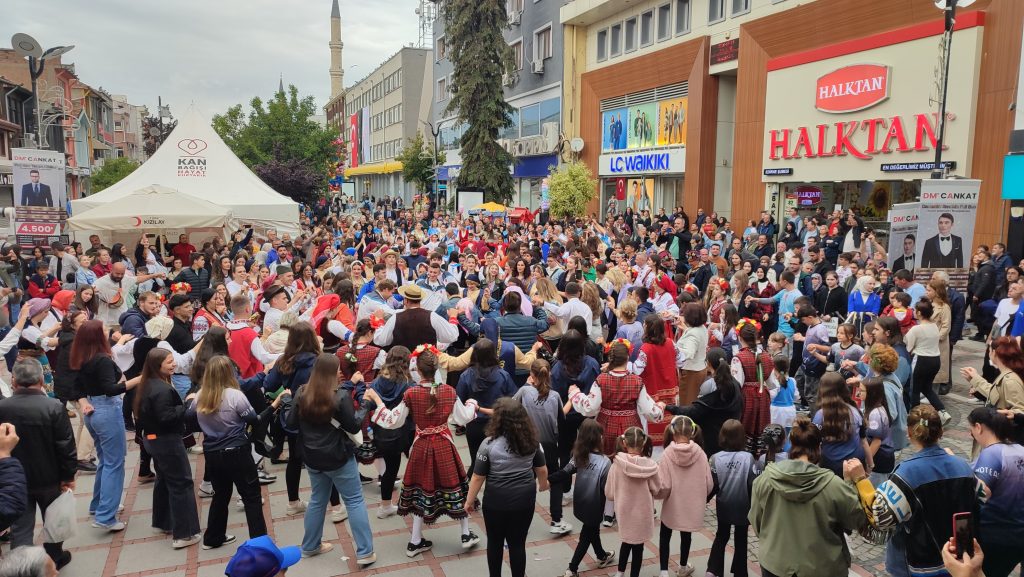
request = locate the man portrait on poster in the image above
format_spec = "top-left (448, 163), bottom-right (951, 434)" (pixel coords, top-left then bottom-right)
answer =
top-left (920, 213), bottom-right (964, 269)
top-left (891, 234), bottom-right (916, 273)
top-left (20, 169), bottom-right (53, 207)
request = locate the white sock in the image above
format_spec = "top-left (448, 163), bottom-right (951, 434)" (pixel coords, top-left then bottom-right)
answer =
top-left (460, 517), bottom-right (470, 535)
top-left (614, 572), bottom-right (624, 577)
top-left (374, 458), bottom-right (386, 476)
top-left (604, 501), bottom-right (615, 516)
top-left (411, 515), bottom-right (424, 544)
top-left (660, 571), bottom-right (670, 577)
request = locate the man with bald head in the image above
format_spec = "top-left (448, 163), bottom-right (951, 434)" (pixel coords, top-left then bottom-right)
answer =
top-left (93, 262), bottom-right (165, 328)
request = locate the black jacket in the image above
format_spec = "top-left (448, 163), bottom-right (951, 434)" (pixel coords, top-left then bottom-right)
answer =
top-left (284, 385), bottom-right (369, 472)
top-left (0, 457), bottom-right (26, 531)
top-left (665, 381), bottom-right (743, 456)
top-left (76, 356), bottom-right (125, 398)
top-left (136, 378), bottom-right (186, 437)
top-left (970, 261), bottom-right (996, 302)
top-left (0, 389), bottom-right (77, 492)
top-left (816, 286), bottom-right (848, 319)
top-left (53, 330), bottom-right (81, 402)
top-left (165, 316), bottom-right (196, 355)
top-left (174, 266), bottom-right (210, 301)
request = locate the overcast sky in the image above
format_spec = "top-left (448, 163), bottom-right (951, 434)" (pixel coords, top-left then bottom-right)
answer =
top-left (2, 0), bottom-right (421, 124)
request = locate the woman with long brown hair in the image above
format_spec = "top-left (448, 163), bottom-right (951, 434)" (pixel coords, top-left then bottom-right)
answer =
top-left (365, 347), bottom-right (481, 557)
top-left (812, 372), bottom-right (869, 476)
top-left (926, 279), bottom-right (953, 390)
top-left (133, 348), bottom-right (201, 548)
top-left (284, 354), bottom-right (376, 565)
top-left (263, 321), bottom-right (321, 515)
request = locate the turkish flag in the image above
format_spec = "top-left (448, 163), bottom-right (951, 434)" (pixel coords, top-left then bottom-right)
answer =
top-left (615, 178), bottom-right (626, 201)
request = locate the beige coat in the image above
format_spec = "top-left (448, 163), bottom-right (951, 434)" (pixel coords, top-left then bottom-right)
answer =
top-left (933, 302), bottom-right (951, 384)
top-left (969, 370), bottom-right (1024, 412)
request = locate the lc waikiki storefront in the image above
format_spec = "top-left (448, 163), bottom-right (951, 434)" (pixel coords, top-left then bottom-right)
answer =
top-left (731, 0), bottom-right (1024, 249)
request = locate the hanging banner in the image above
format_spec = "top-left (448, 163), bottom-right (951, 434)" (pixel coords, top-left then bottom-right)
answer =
top-left (887, 202), bottom-right (919, 274)
top-left (915, 179), bottom-right (980, 274)
top-left (12, 148), bottom-right (67, 237)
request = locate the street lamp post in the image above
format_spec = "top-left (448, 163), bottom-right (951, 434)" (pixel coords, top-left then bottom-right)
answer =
top-left (10, 34), bottom-right (74, 149)
top-left (930, 0), bottom-right (975, 179)
top-left (422, 118), bottom-right (456, 206)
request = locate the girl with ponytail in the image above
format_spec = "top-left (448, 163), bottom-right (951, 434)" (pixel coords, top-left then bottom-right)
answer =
top-left (363, 345), bottom-right (482, 558)
top-left (664, 348), bottom-right (743, 456)
top-left (657, 416), bottom-right (713, 577)
top-left (606, 427), bottom-right (664, 577)
top-left (337, 319), bottom-right (385, 382)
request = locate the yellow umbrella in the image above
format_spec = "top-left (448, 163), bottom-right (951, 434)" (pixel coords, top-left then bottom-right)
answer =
top-left (471, 201), bottom-right (507, 213)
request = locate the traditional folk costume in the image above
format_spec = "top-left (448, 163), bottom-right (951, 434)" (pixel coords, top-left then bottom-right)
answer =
top-left (633, 339), bottom-right (684, 444)
top-left (735, 345), bottom-right (774, 452)
top-left (371, 381), bottom-right (478, 523)
top-left (571, 369), bottom-right (664, 455)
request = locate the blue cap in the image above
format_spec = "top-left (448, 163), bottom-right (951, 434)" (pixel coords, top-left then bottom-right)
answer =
top-left (224, 535), bottom-right (301, 577)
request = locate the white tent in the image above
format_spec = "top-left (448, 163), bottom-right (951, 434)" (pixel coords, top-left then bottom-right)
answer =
top-left (70, 106), bottom-right (300, 235)
top-left (67, 185), bottom-right (232, 231)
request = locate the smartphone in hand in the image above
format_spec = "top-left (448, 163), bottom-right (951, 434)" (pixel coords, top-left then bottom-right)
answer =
top-left (952, 512), bottom-right (973, 560)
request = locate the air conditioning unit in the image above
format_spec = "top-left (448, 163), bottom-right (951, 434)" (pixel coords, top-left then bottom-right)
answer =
top-left (502, 73), bottom-right (517, 87)
top-left (507, 10), bottom-right (521, 25)
top-left (531, 59), bottom-right (545, 74)
top-left (514, 139), bottom-right (527, 156)
top-left (497, 139), bottom-right (514, 154)
top-left (541, 122), bottom-right (559, 152)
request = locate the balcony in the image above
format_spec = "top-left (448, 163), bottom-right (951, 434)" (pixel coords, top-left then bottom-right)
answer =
top-left (560, 0), bottom-right (632, 26)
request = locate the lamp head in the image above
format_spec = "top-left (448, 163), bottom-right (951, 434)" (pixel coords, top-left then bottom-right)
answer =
top-left (41, 45), bottom-right (74, 61)
top-left (11, 33), bottom-right (42, 59)
top-left (934, 0), bottom-right (976, 8)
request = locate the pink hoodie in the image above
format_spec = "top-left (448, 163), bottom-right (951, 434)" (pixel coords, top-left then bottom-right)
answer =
top-left (605, 453), bottom-right (664, 544)
top-left (656, 440), bottom-right (714, 532)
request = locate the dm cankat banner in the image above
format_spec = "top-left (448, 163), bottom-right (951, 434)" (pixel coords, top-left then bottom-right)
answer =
top-left (12, 148), bottom-right (66, 237)
top-left (915, 179), bottom-right (980, 274)
top-left (887, 202), bottom-right (919, 274)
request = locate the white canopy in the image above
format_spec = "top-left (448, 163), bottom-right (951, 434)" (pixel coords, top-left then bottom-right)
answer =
top-left (67, 184), bottom-right (232, 232)
top-left (70, 106), bottom-right (300, 235)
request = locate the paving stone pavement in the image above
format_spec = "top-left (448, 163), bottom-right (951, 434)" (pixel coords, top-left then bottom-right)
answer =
top-left (0, 340), bottom-right (989, 577)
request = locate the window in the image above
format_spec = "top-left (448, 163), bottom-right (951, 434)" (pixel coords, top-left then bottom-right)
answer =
top-left (610, 22), bottom-right (622, 56)
top-left (511, 40), bottom-right (523, 70)
top-left (538, 97), bottom-right (560, 127)
top-left (675, 0), bottom-right (690, 34)
top-left (624, 17), bottom-right (637, 52)
top-left (731, 0), bottom-right (750, 15)
top-left (597, 28), bottom-right (608, 61)
top-left (708, 0), bottom-right (724, 23)
top-left (640, 11), bottom-right (654, 47)
top-left (520, 104), bottom-right (540, 137)
top-left (507, 0), bottom-right (524, 13)
top-left (437, 77), bottom-right (448, 102)
top-left (436, 35), bottom-right (446, 61)
top-left (657, 4), bottom-right (671, 41)
top-left (535, 26), bottom-right (552, 61)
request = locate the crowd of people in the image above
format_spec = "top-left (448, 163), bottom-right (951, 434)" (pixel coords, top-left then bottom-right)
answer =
top-left (0, 195), bottom-right (1022, 577)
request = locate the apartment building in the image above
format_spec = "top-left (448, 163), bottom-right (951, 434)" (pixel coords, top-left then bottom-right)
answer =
top-left (112, 94), bottom-right (147, 162)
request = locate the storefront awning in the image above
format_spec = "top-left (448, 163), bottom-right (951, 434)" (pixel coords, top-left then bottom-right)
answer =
top-left (512, 154), bottom-right (558, 178)
top-left (345, 161), bottom-right (403, 178)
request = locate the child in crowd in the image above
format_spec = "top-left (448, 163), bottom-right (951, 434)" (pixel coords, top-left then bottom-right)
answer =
top-left (766, 332), bottom-right (786, 357)
top-left (613, 300), bottom-right (643, 361)
top-left (550, 420), bottom-right (615, 577)
top-left (513, 359), bottom-right (569, 535)
top-left (881, 291), bottom-right (916, 335)
top-left (768, 355), bottom-right (798, 430)
top-left (605, 427), bottom-right (663, 577)
top-left (828, 323), bottom-right (865, 373)
top-left (708, 419), bottom-right (759, 577)
top-left (858, 377), bottom-right (895, 487)
top-left (757, 423), bottom-right (788, 467)
top-left (656, 416), bottom-right (713, 577)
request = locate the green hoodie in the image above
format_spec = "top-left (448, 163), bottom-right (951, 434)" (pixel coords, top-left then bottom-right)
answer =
top-left (749, 459), bottom-right (866, 577)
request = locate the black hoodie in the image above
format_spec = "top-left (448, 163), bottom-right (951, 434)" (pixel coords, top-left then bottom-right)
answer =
top-left (665, 381), bottom-right (743, 456)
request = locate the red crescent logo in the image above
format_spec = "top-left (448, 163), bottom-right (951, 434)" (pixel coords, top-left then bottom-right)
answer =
top-left (133, 217), bottom-right (142, 227)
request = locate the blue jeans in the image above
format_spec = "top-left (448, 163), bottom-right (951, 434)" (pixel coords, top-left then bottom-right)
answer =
top-left (170, 374), bottom-right (192, 399)
top-left (85, 395), bottom-right (127, 526)
top-left (302, 458), bottom-right (373, 557)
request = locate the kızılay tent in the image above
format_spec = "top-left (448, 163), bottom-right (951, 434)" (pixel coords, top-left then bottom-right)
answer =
top-left (67, 185), bottom-right (231, 232)
top-left (70, 106), bottom-right (300, 235)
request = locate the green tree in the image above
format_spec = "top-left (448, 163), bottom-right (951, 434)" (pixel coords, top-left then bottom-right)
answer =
top-left (394, 131), bottom-right (446, 195)
top-left (547, 161), bottom-right (597, 221)
top-left (91, 157), bottom-right (140, 192)
top-left (212, 85), bottom-right (335, 203)
top-left (443, 0), bottom-right (515, 204)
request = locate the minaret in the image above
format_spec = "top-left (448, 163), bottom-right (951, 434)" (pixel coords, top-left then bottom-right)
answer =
top-left (329, 0), bottom-right (344, 100)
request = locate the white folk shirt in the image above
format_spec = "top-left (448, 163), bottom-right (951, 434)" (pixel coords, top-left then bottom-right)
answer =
top-left (543, 297), bottom-right (593, 335)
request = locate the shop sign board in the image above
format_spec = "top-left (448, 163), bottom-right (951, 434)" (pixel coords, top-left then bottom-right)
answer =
top-left (598, 148), bottom-right (686, 176)
top-left (711, 38), bottom-right (739, 65)
top-left (815, 64), bottom-right (890, 113)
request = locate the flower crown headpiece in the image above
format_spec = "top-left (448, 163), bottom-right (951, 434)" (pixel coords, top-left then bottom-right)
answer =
top-left (715, 278), bottom-right (730, 293)
top-left (411, 344), bottom-right (440, 359)
top-left (736, 317), bottom-right (762, 333)
top-left (604, 338), bottom-right (633, 355)
top-left (171, 282), bottom-right (191, 294)
top-left (368, 315), bottom-right (384, 330)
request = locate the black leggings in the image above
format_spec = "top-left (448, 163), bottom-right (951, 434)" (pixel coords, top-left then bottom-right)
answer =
top-left (541, 441), bottom-right (563, 523)
top-left (483, 505), bottom-right (534, 577)
top-left (466, 419), bottom-right (488, 474)
top-left (617, 542), bottom-right (645, 577)
top-left (568, 522), bottom-right (607, 572)
top-left (379, 448), bottom-right (405, 502)
top-left (286, 434), bottom-right (338, 506)
top-left (912, 355), bottom-right (945, 411)
top-left (708, 523), bottom-right (748, 577)
top-left (659, 523), bottom-right (692, 570)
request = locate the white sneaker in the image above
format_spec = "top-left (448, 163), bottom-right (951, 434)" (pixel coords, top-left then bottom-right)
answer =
top-left (188, 445), bottom-right (204, 455)
top-left (561, 494), bottom-right (572, 506)
top-left (235, 496), bottom-right (265, 511)
top-left (676, 565), bottom-right (695, 577)
top-left (301, 542), bottom-right (334, 558)
top-left (939, 410), bottom-right (952, 425)
top-left (91, 520), bottom-right (126, 532)
top-left (549, 520), bottom-right (572, 535)
top-left (331, 508), bottom-right (349, 523)
top-left (172, 534), bottom-right (201, 549)
top-left (376, 504), bottom-right (398, 519)
top-left (285, 500), bottom-right (307, 516)
top-left (198, 482), bottom-right (214, 498)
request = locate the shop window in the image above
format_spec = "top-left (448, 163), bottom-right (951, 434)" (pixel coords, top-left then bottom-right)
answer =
top-left (597, 28), bottom-right (608, 61)
top-left (731, 0), bottom-right (750, 16)
top-left (657, 4), bottom-right (671, 41)
top-left (624, 17), bottom-right (637, 52)
top-left (675, 0), bottom-right (691, 35)
top-left (708, 0), bottom-right (724, 23)
top-left (610, 23), bottom-right (622, 57)
top-left (521, 104), bottom-right (540, 137)
top-left (640, 11), bottom-right (654, 47)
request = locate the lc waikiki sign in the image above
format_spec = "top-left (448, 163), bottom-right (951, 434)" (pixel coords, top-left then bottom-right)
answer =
top-left (762, 15), bottom-right (984, 183)
top-left (598, 148), bottom-right (686, 176)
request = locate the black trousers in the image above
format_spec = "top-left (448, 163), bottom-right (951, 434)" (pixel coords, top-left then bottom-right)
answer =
top-left (660, 522), bottom-right (693, 570)
top-left (466, 419), bottom-right (488, 475)
top-left (568, 522), bottom-right (607, 572)
top-left (617, 542), bottom-right (645, 577)
top-left (379, 448), bottom-right (404, 502)
top-left (911, 355), bottom-right (944, 411)
top-left (558, 413), bottom-right (585, 488)
top-left (203, 444), bottom-right (267, 547)
top-left (144, 435), bottom-right (201, 539)
top-left (541, 440), bottom-right (563, 523)
top-left (483, 505), bottom-right (534, 577)
top-left (708, 523), bottom-right (748, 577)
